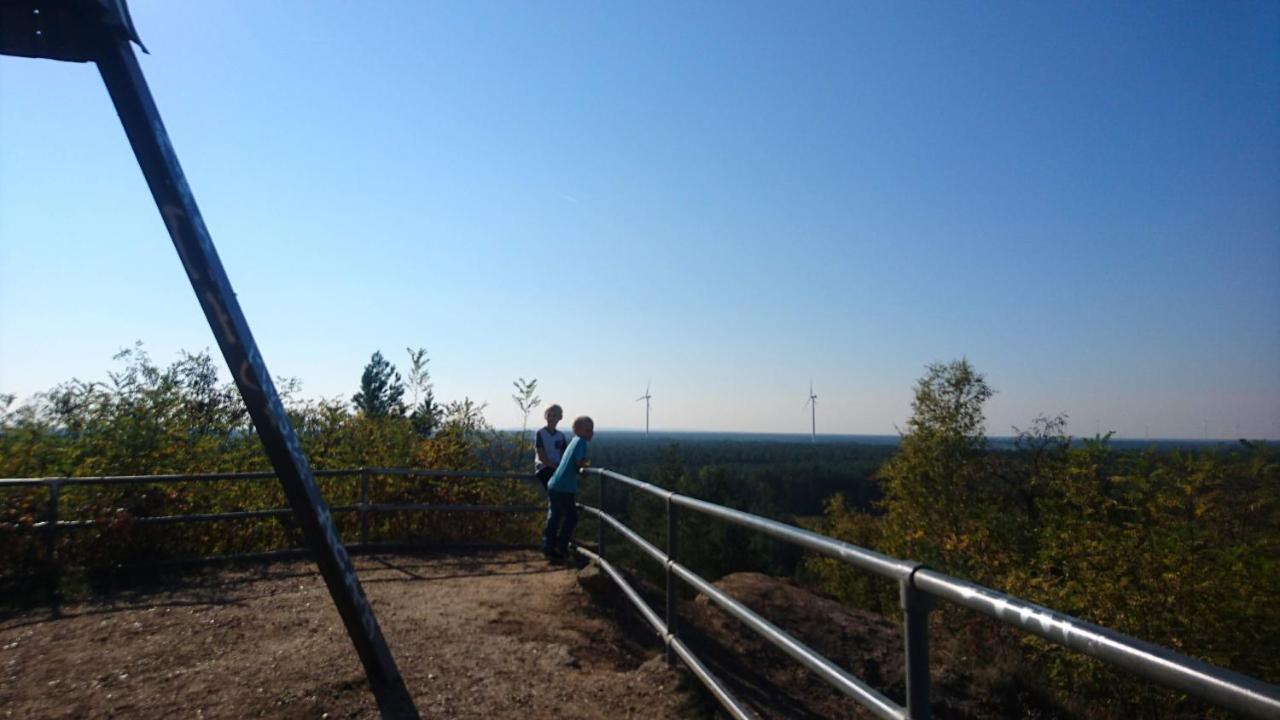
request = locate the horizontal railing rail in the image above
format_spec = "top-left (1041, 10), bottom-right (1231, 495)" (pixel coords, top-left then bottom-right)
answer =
top-left (0, 468), bottom-right (534, 487)
top-left (579, 466), bottom-right (1280, 720)
top-left (0, 469), bottom-right (357, 487)
top-left (0, 468), bottom-right (544, 597)
top-left (574, 544), bottom-right (755, 720)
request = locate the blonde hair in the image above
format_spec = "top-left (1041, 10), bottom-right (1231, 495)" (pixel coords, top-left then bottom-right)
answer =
top-left (544, 404), bottom-right (563, 420)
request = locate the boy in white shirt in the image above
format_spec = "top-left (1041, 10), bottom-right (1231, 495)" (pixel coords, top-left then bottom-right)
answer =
top-left (533, 404), bottom-right (567, 488)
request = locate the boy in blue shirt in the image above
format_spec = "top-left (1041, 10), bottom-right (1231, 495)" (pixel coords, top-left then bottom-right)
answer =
top-left (543, 415), bottom-right (594, 560)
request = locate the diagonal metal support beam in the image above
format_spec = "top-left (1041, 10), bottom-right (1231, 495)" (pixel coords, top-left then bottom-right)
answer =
top-left (90, 35), bottom-right (420, 720)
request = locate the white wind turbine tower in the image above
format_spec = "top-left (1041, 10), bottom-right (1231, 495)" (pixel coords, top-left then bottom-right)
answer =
top-left (636, 381), bottom-right (653, 438)
top-left (803, 381), bottom-right (818, 443)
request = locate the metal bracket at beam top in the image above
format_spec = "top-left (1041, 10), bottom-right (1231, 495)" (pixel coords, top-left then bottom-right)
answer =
top-left (84, 34), bottom-right (420, 720)
top-left (0, 0), bottom-right (146, 61)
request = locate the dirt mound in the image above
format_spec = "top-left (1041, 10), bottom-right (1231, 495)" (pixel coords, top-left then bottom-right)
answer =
top-left (0, 551), bottom-right (700, 719)
top-left (668, 572), bottom-right (1055, 720)
top-left (672, 572), bottom-right (904, 719)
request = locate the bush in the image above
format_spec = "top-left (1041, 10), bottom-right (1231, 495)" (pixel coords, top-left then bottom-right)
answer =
top-left (0, 347), bottom-right (542, 595)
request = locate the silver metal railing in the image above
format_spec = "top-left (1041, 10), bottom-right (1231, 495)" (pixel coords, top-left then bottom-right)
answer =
top-left (578, 467), bottom-right (1280, 720)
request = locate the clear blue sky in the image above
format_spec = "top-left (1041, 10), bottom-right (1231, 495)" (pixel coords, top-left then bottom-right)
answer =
top-left (2, 1), bottom-right (1277, 439)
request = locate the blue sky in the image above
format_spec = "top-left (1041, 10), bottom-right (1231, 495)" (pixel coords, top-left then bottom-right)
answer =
top-left (2, 1), bottom-right (1277, 439)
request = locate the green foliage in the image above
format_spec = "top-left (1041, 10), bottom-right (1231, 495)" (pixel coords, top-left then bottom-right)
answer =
top-left (1003, 441), bottom-right (1280, 715)
top-left (405, 347), bottom-right (441, 437)
top-left (405, 347), bottom-right (430, 397)
top-left (0, 345), bottom-right (261, 478)
top-left (801, 493), bottom-right (894, 613)
top-left (352, 351), bottom-right (406, 418)
top-left (600, 442), bottom-right (808, 582)
top-left (442, 397), bottom-right (489, 437)
top-left (409, 389), bottom-right (441, 438)
top-left (808, 360), bottom-right (1279, 718)
top-left (877, 359), bottom-right (1004, 581)
top-left (904, 358), bottom-right (993, 446)
top-left (0, 346), bottom-right (540, 595)
top-left (590, 437), bottom-right (891, 517)
top-left (511, 377), bottom-right (540, 448)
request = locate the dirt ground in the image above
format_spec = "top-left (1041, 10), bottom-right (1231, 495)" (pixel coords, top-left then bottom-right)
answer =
top-left (1, 550), bottom-right (699, 719)
top-left (1, 549), bottom-right (1053, 720)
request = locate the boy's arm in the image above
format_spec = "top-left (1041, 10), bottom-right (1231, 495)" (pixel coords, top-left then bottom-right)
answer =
top-left (534, 432), bottom-right (555, 467)
top-left (575, 441), bottom-right (590, 469)
top-left (536, 448), bottom-right (554, 467)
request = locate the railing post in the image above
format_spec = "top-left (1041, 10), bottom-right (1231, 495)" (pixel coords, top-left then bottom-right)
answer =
top-left (665, 498), bottom-right (680, 666)
top-left (45, 480), bottom-right (62, 611)
top-left (597, 472), bottom-right (607, 557)
top-left (901, 576), bottom-right (934, 720)
top-left (359, 468), bottom-right (370, 547)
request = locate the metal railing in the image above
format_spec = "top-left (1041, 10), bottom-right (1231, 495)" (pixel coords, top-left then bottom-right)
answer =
top-left (578, 467), bottom-right (1280, 720)
top-left (0, 468), bottom-right (543, 597)
top-left (3, 466), bottom-right (1278, 719)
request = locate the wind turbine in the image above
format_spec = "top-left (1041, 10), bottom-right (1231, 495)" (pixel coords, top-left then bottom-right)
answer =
top-left (636, 381), bottom-right (652, 437)
top-left (803, 382), bottom-right (818, 443)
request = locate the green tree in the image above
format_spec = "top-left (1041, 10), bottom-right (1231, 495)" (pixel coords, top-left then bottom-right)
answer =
top-left (511, 377), bottom-right (540, 452)
top-left (442, 397), bottom-right (488, 436)
top-left (172, 350), bottom-right (245, 434)
top-left (878, 358), bottom-right (999, 579)
top-left (405, 347), bottom-right (440, 437)
top-left (352, 351), bottom-right (405, 418)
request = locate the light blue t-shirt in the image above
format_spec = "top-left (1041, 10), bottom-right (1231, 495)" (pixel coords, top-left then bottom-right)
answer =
top-left (546, 436), bottom-right (588, 493)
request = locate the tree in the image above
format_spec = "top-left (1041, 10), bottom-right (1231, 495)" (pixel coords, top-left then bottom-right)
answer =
top-left (351, 351), bottom-right (405, 418)
top-left (511, 377), bottom-right (540, 452)
top-left (410, 388), bottom-right (440, 438)
top-left (442, 397), bottom-right (488, 436)
top-left (172, 350), bottom-right (244, 433)
top-left (405, 347), bottom-right (440, 437)
top-left (877, 358), bottom-right (997, 579)
top-left (900, 357), bottom-right (992, 448)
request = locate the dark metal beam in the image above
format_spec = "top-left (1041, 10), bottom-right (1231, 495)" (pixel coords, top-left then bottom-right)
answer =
top-left (87, 33), bottom-right (419, 720)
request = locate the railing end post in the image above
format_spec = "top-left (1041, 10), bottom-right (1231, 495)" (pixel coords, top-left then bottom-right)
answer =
top-left (665, 498), bottom-right (680, 667)
top-left (46, 479), bottom-right (63, 612)
top-left (901, 572), bottom-right (933, 720)
top-left (358, 468), bottom-right (371, 548)
top-left (597, 471), bottom-right (607, 558)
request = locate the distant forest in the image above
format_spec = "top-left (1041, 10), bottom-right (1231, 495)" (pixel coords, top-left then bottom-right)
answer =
top-left (1, 347), bottom-right (1276, 719)
top-left (588, 436), bottom-right (895, 517)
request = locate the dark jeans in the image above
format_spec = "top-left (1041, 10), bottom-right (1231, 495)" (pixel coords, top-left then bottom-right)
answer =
top-left (542, 491), bottom-right (577, 553)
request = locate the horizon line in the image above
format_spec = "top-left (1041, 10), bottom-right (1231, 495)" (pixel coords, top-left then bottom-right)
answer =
top-left (499, 427), bottom-right (1273, 443)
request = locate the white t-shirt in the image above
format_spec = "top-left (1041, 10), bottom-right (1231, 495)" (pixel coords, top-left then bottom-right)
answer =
top-left (534, 427), bottom-right (568, 471)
